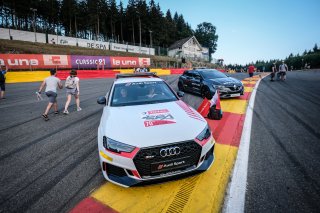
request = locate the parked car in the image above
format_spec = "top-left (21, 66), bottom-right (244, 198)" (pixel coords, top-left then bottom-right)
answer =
top-left (97, 73), bottom-right (215, 187)
top-left (178, 69), bottom-right (244, 98)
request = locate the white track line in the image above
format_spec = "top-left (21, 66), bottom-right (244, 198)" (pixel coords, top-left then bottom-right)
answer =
top-left (223, 75), bottom-right (267, 213)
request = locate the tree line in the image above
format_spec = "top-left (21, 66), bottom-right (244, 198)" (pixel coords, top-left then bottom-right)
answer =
top-left (0, 0), bottom-right (218, 57)
top-left (227, 44), bottom-right (320, 71)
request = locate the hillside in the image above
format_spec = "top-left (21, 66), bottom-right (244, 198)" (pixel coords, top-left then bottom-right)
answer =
top-left (0, 39), bottom-right (220, 69)
top-left (0, 39), bottom-right (176, 63)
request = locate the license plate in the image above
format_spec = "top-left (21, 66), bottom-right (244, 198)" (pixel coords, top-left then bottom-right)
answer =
top-left (230, 93), bottom-right (240, 97)
top-left (150, 156), bottom-right (191, 174)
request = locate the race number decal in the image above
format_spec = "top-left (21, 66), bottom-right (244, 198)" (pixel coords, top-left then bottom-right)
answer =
top-left (142, 109), bottom-right (176, 127)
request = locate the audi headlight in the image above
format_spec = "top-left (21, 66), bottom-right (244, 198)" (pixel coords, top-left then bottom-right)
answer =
top-left (103, 136), bottom-right (135, 153)
top-left (196, 125), bottom-right (211, 141)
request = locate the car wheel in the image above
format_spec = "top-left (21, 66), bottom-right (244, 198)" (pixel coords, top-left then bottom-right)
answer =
top-left (201, 86), bottom-right (211, 99)
top-left (178, 82), bottom-right (184, 91)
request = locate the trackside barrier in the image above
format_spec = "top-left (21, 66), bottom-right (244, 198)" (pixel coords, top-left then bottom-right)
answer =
top-left (169, 68), bottom-right (187, 74)
top-left (6, 68), bottom-right (193, 83)
top-left (0, 54), bottom-right (151, 70)
top-left (6, 71), bottom-right (50, 83)
top-left (56, 70), bottom-right (119, 80)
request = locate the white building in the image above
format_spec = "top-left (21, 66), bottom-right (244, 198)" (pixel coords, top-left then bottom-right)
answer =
top-left (168, 36), bottom-right (209, 62)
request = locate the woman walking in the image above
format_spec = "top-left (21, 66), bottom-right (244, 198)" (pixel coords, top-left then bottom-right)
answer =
top-left (63, 69), bottom-right (81, 114)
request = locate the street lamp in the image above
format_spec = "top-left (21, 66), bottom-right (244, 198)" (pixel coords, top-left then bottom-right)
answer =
top-left (30, 8), bottom-right (37, 42)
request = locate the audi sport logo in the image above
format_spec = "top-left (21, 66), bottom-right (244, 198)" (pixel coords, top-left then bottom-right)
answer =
top-left (160, 146), bottom-right (180, 157)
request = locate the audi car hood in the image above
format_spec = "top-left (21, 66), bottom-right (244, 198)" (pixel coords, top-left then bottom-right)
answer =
top-left (99, 100), bottom-right (207, 148)
top-left (208, 77), bottom-right (242, 86)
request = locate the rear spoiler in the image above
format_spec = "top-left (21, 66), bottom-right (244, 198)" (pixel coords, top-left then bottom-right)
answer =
top-left (116, 73), bottom-right (159, 79)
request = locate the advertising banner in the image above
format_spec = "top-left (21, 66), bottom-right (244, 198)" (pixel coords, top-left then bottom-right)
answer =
top-left (110, 57), bottom-right (140, 68)
top-left (84, 40), bottom-right (109, 50)
top-left (0, 54), bottom-right (71, 69)
top-left (110, 43), bottom-right (128, 52)
top-left (127, 45), bottom-right (155, 55)
top-left (139, 58), bottom-right (151, 67)
top-left (0, 54), bottom-right (150, 69)
top-left (70, 55), bottom-right (111, 69)
top-left (43, 55), bottom-right (70, 68)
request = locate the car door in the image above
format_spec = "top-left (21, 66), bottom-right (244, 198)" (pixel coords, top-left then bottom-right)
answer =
top-left (191, 71), bottom-right (202, 94)
top-left (183, 71), bottom-right (193, 91)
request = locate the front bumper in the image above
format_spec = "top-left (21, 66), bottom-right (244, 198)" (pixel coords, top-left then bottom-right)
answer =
top-left (99, 139), bottom-right (215, 187)
top-left (219, 86), bottom-right (244, 98)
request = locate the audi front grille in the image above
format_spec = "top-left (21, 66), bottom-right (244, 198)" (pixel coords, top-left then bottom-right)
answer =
top-left (133, 140), bottom-right (202, 178)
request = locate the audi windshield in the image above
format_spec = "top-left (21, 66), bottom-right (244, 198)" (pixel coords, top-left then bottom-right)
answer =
top-left (111, 81), bottom-right (178, 106)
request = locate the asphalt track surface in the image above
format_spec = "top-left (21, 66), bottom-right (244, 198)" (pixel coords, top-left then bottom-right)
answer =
top-left (245, 70), bottom-right (320, 212)
top-left (2, 71), bottom-right (318, 213)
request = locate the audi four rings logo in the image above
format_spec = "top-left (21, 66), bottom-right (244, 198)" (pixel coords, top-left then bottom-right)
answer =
top-left (160, 146), bottom-right (180, 157)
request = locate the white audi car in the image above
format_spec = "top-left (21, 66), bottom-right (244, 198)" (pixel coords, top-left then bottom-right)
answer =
top-left (97, 73), bottom-right (215, 187)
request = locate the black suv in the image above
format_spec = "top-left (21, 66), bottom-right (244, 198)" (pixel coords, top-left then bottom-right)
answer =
top-left (178, 69), bottom-right (244, 98)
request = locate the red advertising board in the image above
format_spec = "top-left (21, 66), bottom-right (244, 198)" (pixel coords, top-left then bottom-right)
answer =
top-left (110, 57), bottom-right (150, 68)
top-left (0, 54), bottom-right (150, 69)
top-left (0, 54), bottom-right (71, 69)
top-left (110, 57), bottom-right (139, 68)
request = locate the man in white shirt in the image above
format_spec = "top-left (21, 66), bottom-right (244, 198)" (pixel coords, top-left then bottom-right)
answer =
top-left (278, 61), bottom-right (288, 81)
top-left (38, 69), bottom-right (63, 121)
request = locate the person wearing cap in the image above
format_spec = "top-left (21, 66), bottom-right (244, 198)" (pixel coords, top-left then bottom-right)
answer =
top-left (63, 69), bottom-right (81, 114)
top-left (38, 69), bottom-right (63, 121)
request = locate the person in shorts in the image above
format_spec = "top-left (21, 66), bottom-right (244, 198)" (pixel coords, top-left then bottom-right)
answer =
top-left (38, 69), bottom-right (63, 121)
top-left (0, 65), bottom-right (7, 100)
top-left (63, 69), bottom-right (81, 114)
top-left (278, 61), bottom-right (288, 81)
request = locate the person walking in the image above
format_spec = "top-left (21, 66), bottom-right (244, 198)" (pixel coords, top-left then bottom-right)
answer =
top-left (63, 69), bottom-right (81, 114)
top-left (270, 62), bottom-right (277, 81)
top-left (248, 64), bottom-right (255, 77)
top-left (38, 69), bottom-right (63, 121)
top-left (278, 61), bottom-right (288, 81)
top-left (0, 65), bottom-right (7, 100)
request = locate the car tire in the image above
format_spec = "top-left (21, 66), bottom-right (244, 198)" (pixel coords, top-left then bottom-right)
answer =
top-left (178, 82), bottom-right (184, 91)
top-left (201, 86), bottom-right (211, 99)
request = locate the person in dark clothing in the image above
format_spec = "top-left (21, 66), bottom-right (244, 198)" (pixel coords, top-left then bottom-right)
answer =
top-left (270, 62), bottom-right (277, 81)
top-left (0, 65), bottom-right (7, 100)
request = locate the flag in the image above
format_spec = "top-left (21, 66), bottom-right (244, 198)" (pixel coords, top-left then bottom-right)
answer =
top-left (210, 90), bottom-right (221, 110)
top-left (197, 97), bottom-right (210, 117)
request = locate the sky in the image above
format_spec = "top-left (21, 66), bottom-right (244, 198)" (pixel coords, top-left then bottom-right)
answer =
top-left (118, 0), bottom-right (320, 65)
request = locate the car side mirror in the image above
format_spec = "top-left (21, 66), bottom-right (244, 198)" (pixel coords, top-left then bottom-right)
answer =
top-left (97, 96), bottom-right (106, 105)
top-left (177, 91), bottom-right (184, 97)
